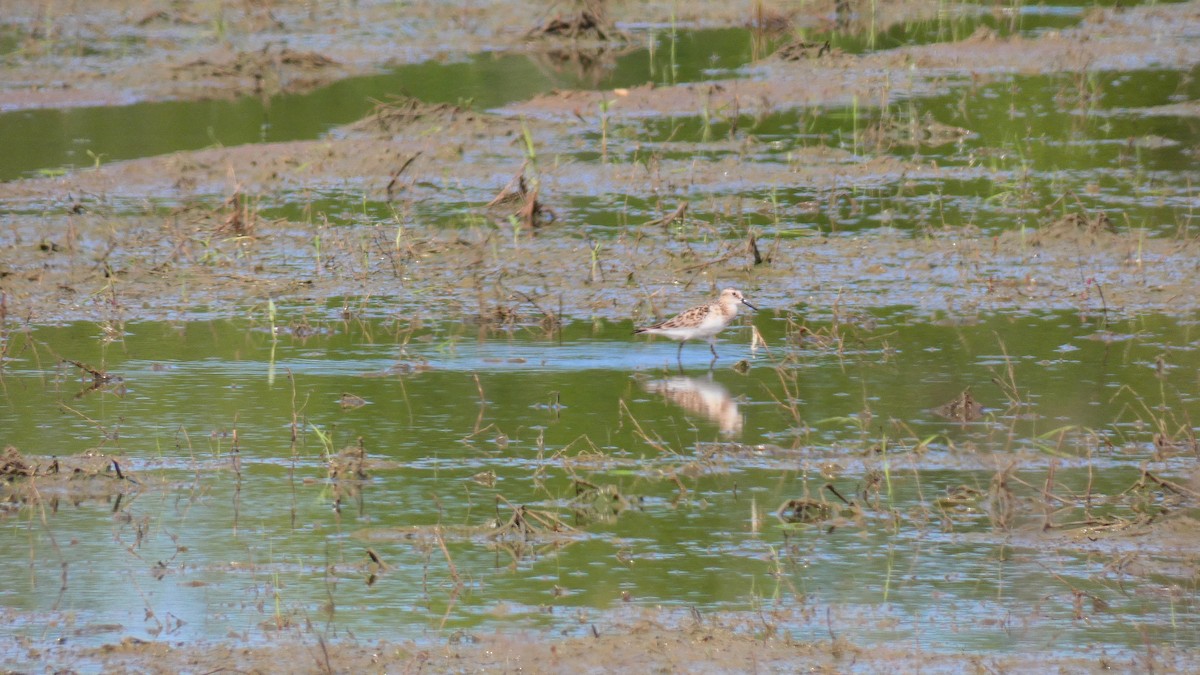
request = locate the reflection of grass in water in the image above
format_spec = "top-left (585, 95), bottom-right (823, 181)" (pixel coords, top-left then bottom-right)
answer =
top-left (764, 310), bottom-right (1200, 540)
top-left (1109, 381), bottom-right (1199, 459)
top-left (987, 335), bottom-right (1025, 409)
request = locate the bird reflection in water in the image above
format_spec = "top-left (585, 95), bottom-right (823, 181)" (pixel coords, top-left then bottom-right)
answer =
top-left (644, 375), bottom-right (743, 436)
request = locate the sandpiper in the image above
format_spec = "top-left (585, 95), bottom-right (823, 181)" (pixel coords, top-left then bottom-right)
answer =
top-left (635, 288), bottom-right (757, 359)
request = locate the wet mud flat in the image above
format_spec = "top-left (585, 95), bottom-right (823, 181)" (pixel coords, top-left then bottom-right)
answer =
top-left (1, 1), bottom-right (1198, 326)
top-left (3, 0), bottom-right (1200, 672)
top-left (15, 619), bottom-right (1200, 674)
top-left (0, 0), bottom-right (957, 110)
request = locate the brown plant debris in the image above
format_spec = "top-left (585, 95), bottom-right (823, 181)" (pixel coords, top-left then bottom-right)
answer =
top-left (65, 359), bottom-right (119, 386)
top-left (774, 39), bottom-right (835, 61)
top-left (385, 152), bottom-right (422, 201)
top-left (937, 485), bottom-right (984, 509)
top-left (486, 167), bottom-right (556, 228)
top-left (1, 446), bottom-right (35, 480)
top-left (339, 393), bottom-right (368, 410)
top-left (469, 470), bottom-right (497, 487)
top-left (935, 389), bottom-right (984, 422)
top-left (789, 324), bottom-right (842, 350)
top-left (1, 448), bottom-right (138, 498)
top-left (136, 9), bottom-right (197, 26)
top-left (861, 112), bottom-right (972, 150)
top-left (526, 5), bottom-right (629, 43)
top-left (172, 45), bottom-right (340, 95)
top-left (571, 479), bottom-right (631, 517)
top-left (1024, 208), bottom-right (1121, 248)
top-left (489, 503), bottom-right (578, 541)
top-left (64, 359), bottom-right (125, 398)
top-left (349, 96), bottom-right (471, 135)
top-left (329, 439), bottom-right (369, 480)
top-left (1043, 210), bottom-right (1118, 238)
top-left (643, 201), bottom-right (689, 228)
top-left (775, 498), bottom-right (833, 524)
top-left (215, 186), bottom-right (258, 238)
top-left (966, 25), bottom-right (1000, 43)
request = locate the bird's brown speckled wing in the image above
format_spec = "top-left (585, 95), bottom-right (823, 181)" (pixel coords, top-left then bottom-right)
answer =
top-left (649, 303), bottom-right (712, 330)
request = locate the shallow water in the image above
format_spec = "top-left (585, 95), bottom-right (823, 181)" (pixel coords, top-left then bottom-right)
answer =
top-left (0, 27), bottom-right (775, 182)
top-left (2, 307), bottom-right (1198, 654)
top-left (2, 0), bottom-right (1199, 665)
top-left (616, 67), bottom-right (1200, 236)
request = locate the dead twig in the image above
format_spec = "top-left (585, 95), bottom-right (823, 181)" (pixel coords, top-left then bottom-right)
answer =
top-left (644, 201), bottom-right (688, 228)
top-left (385, 152), bottom-right (422, 201)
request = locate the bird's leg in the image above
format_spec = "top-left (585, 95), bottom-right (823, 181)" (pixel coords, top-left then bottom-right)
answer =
top-left (677, 341), bottom-right (685, 360)
top-left (708, 340), bottom-right (719, 359)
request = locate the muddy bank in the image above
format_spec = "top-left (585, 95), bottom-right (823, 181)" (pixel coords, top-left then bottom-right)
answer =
top-left (0, 0), bottom-right (960, 111)
top-left (1, 2), bottom-right (1197, 328)
top-left (0, 195), bottom-right (1194, 329)
top-left (9, 612), bottom-right (1192, 673)
top-left (506, 2), bottom-right (1200, 121)
top-left (0, 116), bottom-right (1195, 327)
